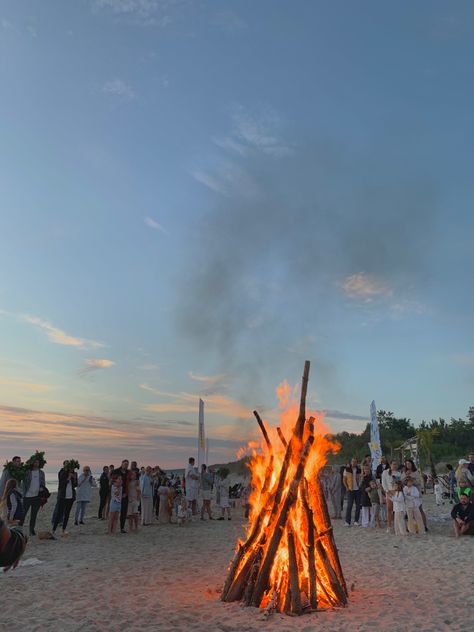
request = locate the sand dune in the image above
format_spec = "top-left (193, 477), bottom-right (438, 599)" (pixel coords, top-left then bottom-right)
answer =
top-left (1, 492), bottom-right (472, 632)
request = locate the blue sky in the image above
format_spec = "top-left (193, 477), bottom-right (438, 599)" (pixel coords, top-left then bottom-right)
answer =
top-left (0, 1), bottom-right (473, 468)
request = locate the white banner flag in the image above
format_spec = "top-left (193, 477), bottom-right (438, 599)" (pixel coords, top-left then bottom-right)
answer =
top-left (368, 400), bottom-right (382, 473)
top-left (198, 398), bottom-right (206, 467)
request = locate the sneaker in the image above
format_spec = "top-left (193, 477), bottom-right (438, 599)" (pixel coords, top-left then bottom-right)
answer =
top-left (217, 517), bottom-right (224, 521)
top-left (344, 522), bottom-right (351, 527)
top-left (79, 521), bottom-right (85, 525)
top-left (120, 529), bottom-right (127, 534)
top-left (74, 520), bottom-right (78, 526)
top-left (354, 522), bottom-right (360, 526)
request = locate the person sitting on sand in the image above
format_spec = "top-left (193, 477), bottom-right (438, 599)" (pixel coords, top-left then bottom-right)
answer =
top-left (451, 493), bottom-right (474, 537)
top-left (0, 517), bottom-right (28, 571)
top-left (216, 468), bottom-right (231, 521)
top-left (108, 476), bottom-right (122, 535)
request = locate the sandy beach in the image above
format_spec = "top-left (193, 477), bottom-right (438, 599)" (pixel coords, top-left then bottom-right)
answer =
top-left (1, 491), bottom-right (473, 632)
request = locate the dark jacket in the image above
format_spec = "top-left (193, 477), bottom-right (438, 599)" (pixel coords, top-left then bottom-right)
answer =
top-left (361, 473), bottom-right (374, 507)
top-left (58, 470), bottom-right (77, 501)
top-left (99, 472), bottom-right (109, 495)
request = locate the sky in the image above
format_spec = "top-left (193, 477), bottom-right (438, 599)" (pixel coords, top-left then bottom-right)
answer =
top-left (0, 1), bottom-right (473, 469)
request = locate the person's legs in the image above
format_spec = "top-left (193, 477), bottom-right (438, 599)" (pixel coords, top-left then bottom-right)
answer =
top-left (413, 507), bottom-right (425, 534)
top-left (419, 505), bottom-right (428, 530)
top-left (394, 511), bottom-right (407, 535)
top-left (354, 491), bottom-right (362, 524)
top-left (361, 506), bottom-right (370, 527)
top-left (120, 497), bottom-right (129, 531)
top-left (74, 502), bottom-right (81, 524)
top-left (345, 491), bottom-right (354, 524)
top-left (53, 498), bottom-right (65, 532)
top-left (20, 497), bottom-right (32, 527)
top-left (98, 493), bottom-right (107, 519)
top-left (62, 499), bottom-right (74, 531)
top-left (386, 496), bottom-right (393, 528)
top-left (80, 501), bottom-right (88, 523)
top-left (29, 497), bottom-right (40, 534)
top-left (406, 508), bottom-right (415, 534)
top-left (453, 520), bottom-right (461, 537)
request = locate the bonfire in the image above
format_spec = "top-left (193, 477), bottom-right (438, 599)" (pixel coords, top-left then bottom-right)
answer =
top-left (221, 361), bottom-right (347, 616)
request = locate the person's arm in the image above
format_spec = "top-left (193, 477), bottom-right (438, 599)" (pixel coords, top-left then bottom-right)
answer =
top-left (8, 493), bottom-right (17, 523)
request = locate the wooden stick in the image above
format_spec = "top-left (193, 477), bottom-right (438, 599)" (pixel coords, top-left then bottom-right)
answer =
top-left (294, 360), bottom-right (310, 441)
top-left (253, 410), bottom-right (273, 452)
top-left (250, 435), bottom-right (314, 607)
top-left (276, 427), bottom-right (287, 449)
top-left (287, 530), bottom-right (302, 615)
top-left (302, 480), bottom-right (317, 610)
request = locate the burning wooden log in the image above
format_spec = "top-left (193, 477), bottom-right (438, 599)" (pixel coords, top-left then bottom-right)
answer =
top-left (221, 360), bottom-right (347, 615)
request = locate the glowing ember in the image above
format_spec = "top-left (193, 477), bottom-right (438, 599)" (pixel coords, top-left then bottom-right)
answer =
top-left (221, 361), bottom-right (348, 615)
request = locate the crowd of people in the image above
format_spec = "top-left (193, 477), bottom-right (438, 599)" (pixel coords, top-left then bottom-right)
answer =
top-left (320, 452), bottom-right (474, 537)
top-left (0, 454), bottom-right (235, 545)
top-left (1, 450), bottom-right (473, 571)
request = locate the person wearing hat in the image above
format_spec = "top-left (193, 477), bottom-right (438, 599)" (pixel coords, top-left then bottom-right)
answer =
top-left (456, 459), bottom-right (474, 485)
top-left (451, 492), bottom-right (474, 537)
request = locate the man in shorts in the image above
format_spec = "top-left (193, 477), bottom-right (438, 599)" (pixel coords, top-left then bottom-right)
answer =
top-left (185, 457), bottom-right (200, 516)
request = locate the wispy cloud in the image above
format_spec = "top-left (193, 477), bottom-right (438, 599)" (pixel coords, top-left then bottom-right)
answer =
top-left (140, 383), bottom-right (249, 418)
top-left (144, 216), bottom-right (168, 233)
top-left (190, 169), bottom-right (229, 195)
top-left (211, 10), bottom-right (247, 32)
top-left (190, 161), bottom-right (259, 198)
top-left (231, 105), bottom-right (293, 157)
top-left (93, 0), bottom-right (172, 27)
top-left (0, 378), bottom-right (52, 393)
top-left (102, 78), bottom-right (136, 101)
top-left (80, 358), bottom-right (115, 375)
top-left (20, 315), bottom-right (104, 349)
top-left (188, 371), bottom-right (227, 385)
top-left (340, 272), bottom-right (392, 302)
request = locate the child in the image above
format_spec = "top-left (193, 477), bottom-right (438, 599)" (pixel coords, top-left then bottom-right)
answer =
top-left (403, 477), bottom-right (425, 535)
top-left (177, 496), bottom-right (188, 526)
top-left (433, 479), bottom-right (444, 506)
top-left (108, 476), bottom-right (122, 536)
top-left (368, 480), bottom-right (381, 528)
top-left (127, 470), bottom-right (140, 533)
top-left (390, 481), bottom-right (407, 536)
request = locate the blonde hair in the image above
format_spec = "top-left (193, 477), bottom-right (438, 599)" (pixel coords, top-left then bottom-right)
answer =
top-left (0, 479), bottom-right (17, 512)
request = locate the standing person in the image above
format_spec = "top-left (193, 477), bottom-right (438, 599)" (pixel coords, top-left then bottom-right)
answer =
top-left (433, 478), bottom-right (444, 506)
top-left (127, 470), bottom-right (140, 532)
top-left (0, 456), bottom-right (22, 497)
top-left (376, 456), bottom-right (389, 480)
top-left (20, 458), bottom-right (46, 536)
top-left (403, 477), bottom-right (425, 535)
top-left (98, 466), bottom-right (110, 520)
top-left (446, 464), bottom-right (457, 504)
top-left (51, 460), bottom-right (68, 528)
top-left (1, 480), bottom-right (24, 524)
top-left (343, 458), bottom-right (362, 527)
top-left (200, 464), bottom-right (214, 521)
top-left (113, 460), bottom-right (130, 534)
top-left (390, 481), bottom-right (407, 536)
top-left (451, 492), bottom-right (474, 537)
top-left (339, 464), bottom-right (347, 514)
top-left (367, 480), bottom-right (381, 527)
top-left (52, 467), bottom-right (77, 537)
top-left (401, 459), bottom-right (428, 531)
top-left (185, 457), bottom-right (200, 516)
top-left (327, 465), bottom-right (342, 519)
top-left (108, 476), bottom-right (122, 536)
top-left (74, 466), bottom-right (96, 525)
top-left (216, 469), bottom-right (231, 520)
top-left (360, 464), bottom-right (374, 528)
top-left (140, 466), bottom-right (154, 526)
top-left (157, 480), bottom-right (171, 524)
top-left (382, 460), bottom-right (401, 532)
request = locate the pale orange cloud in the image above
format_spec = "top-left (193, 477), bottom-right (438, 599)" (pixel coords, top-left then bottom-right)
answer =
top-left (20, 314), bottom-right (104, 349)
top-left (0, 378), bottom-right (52, 393)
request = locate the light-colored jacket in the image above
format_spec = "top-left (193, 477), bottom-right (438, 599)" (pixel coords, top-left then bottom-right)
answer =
top-left (382, 468), bottom-right (400, 493)
top-left (76, 474), bottom-right (97, 502)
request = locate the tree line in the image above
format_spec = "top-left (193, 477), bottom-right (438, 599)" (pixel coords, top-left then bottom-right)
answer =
top-left (328, 407), bottom-right (474, 467)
